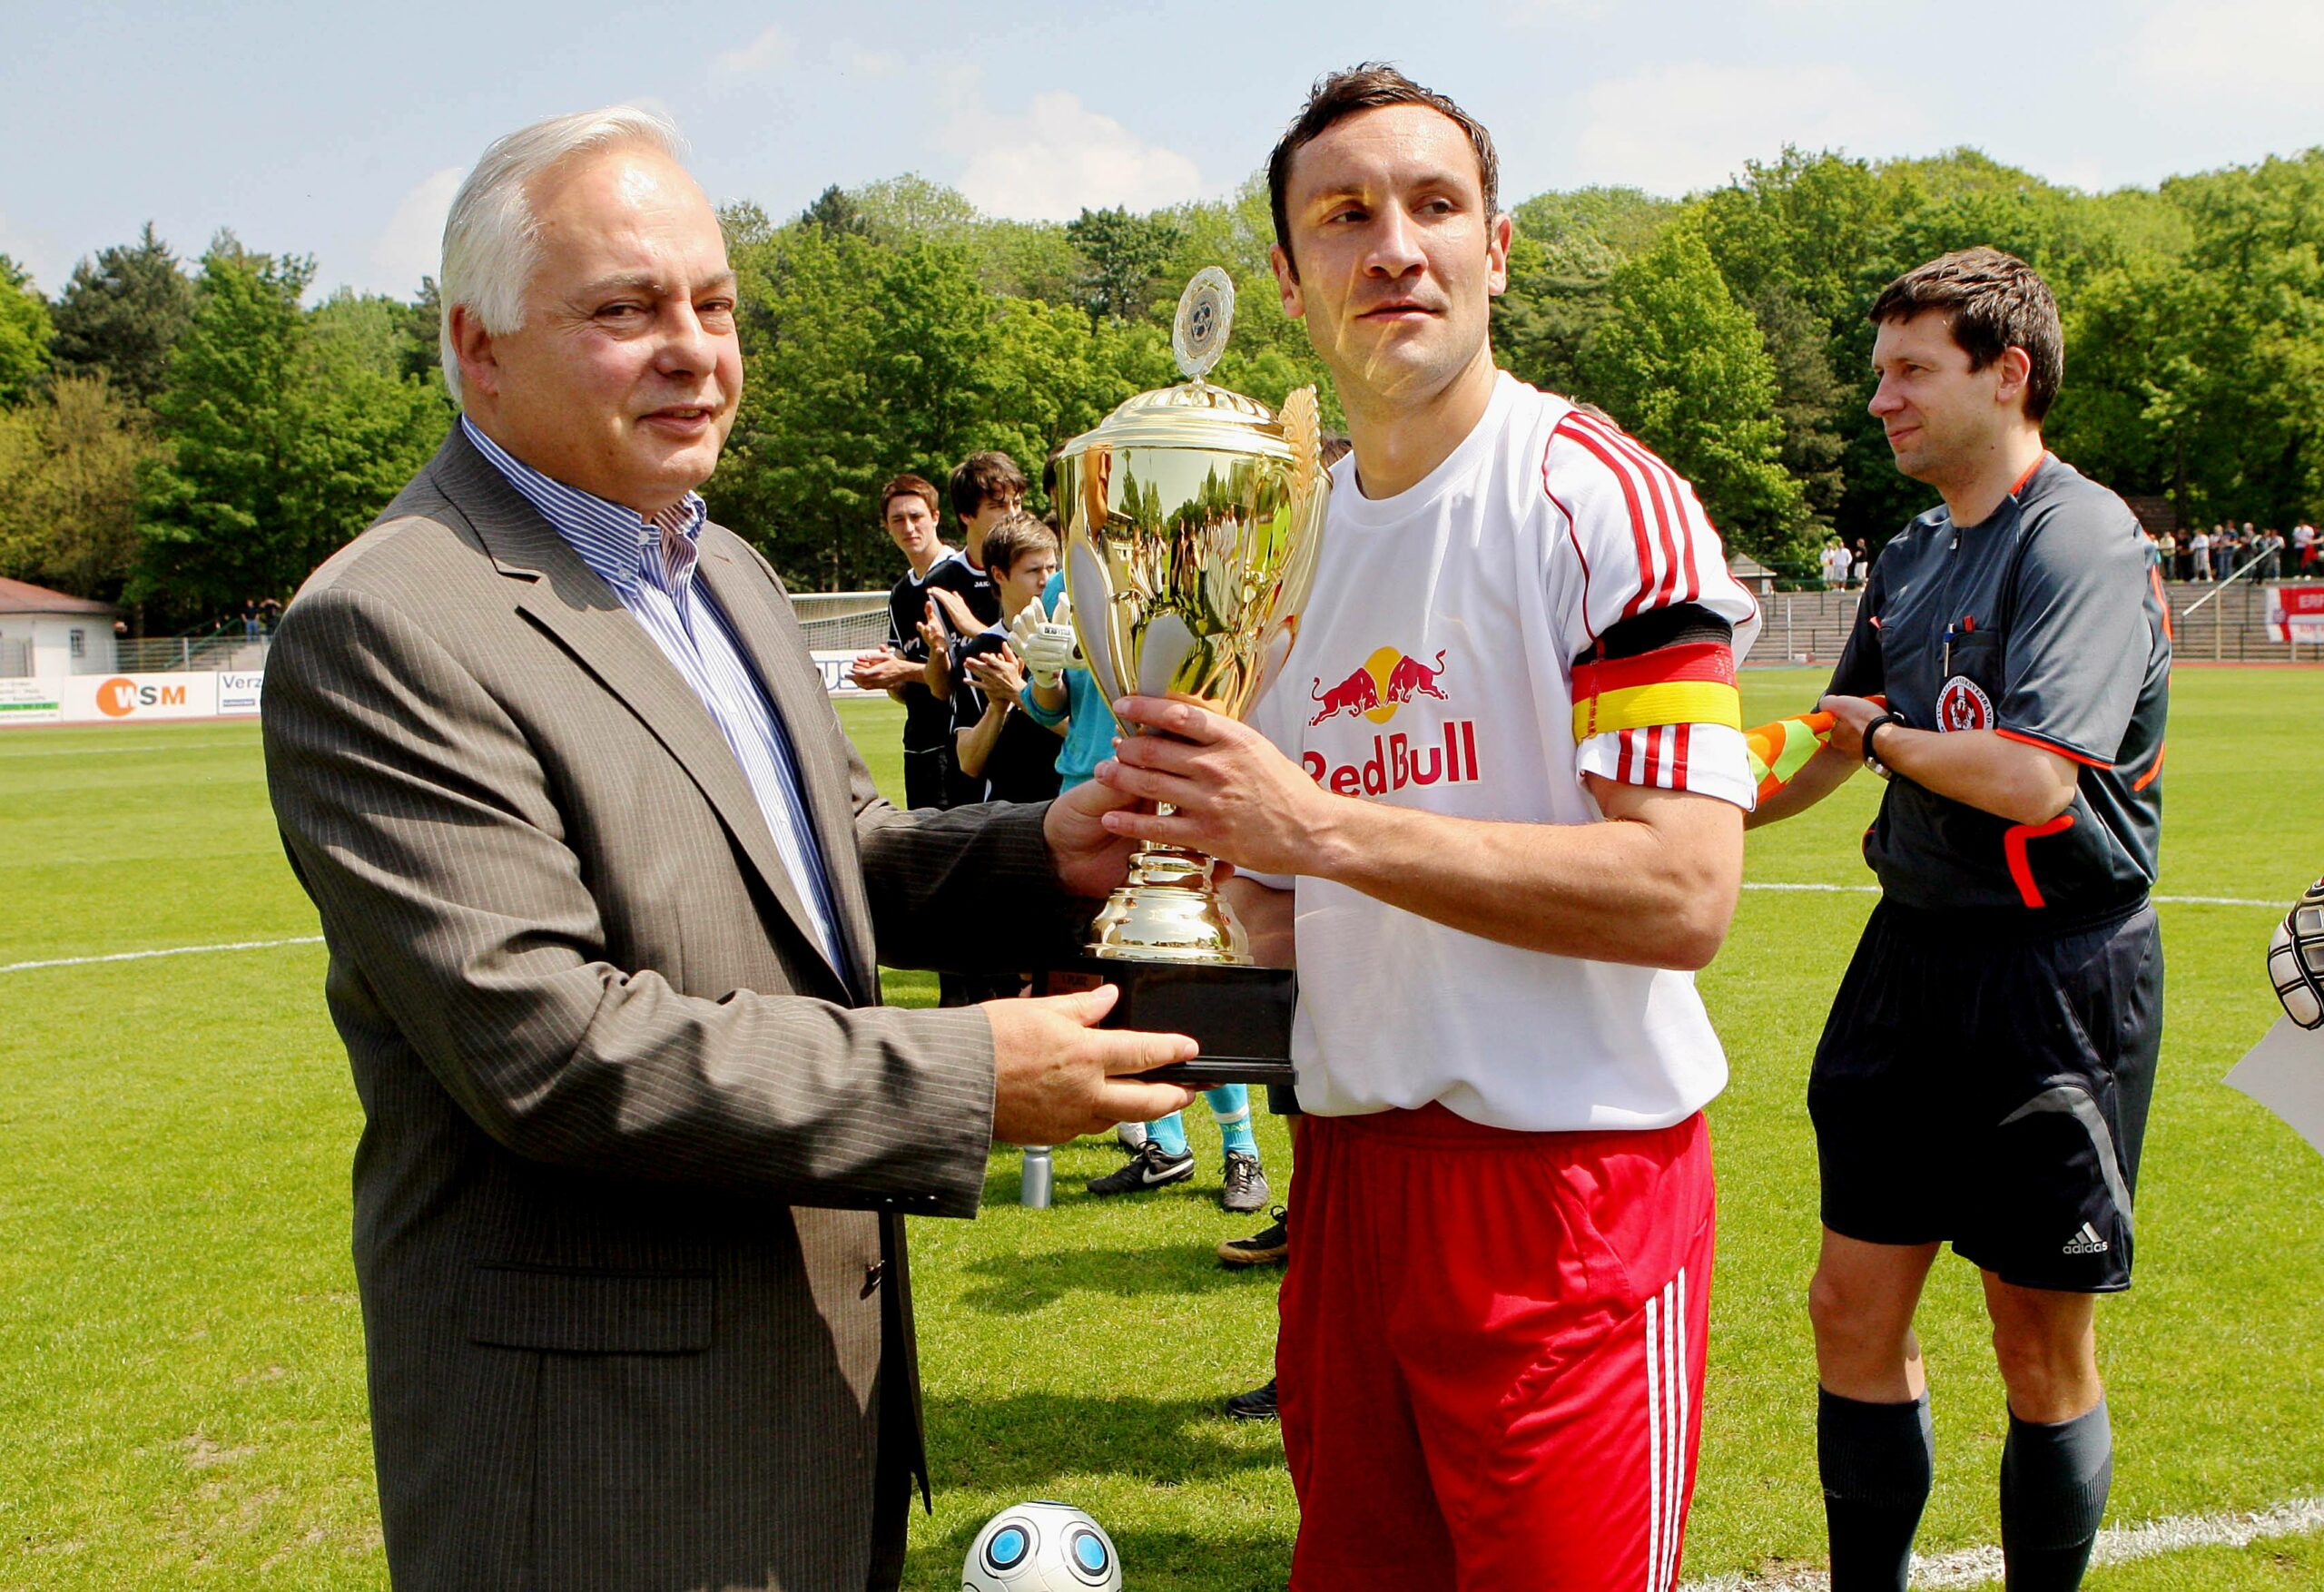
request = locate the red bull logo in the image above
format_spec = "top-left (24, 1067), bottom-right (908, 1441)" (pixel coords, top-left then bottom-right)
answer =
top-left (1304, 722), bottom-right (1482, 795)
top-left (1304, 644), bottom-right (1477, 793)
top-left (1309, 644), bottom-right (1452, 726)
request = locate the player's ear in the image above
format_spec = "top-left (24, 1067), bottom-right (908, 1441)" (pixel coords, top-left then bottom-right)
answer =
top-left (1270, 243), bottom-right (1305, 319)
top-left (1994, 345), bottom-right (2034, 409)
top-left (1486, 211), bottom-right (1512, 298)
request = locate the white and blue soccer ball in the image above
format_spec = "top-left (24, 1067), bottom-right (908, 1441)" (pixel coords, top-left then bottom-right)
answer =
top-left (962, 1500), bottom-right (1122, 1591)
top-left (2271, 876), bottom-right (2324, 1029)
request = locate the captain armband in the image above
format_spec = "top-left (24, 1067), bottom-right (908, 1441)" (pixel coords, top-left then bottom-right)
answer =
top-left (1570, 604), bottom-right (1741, 742)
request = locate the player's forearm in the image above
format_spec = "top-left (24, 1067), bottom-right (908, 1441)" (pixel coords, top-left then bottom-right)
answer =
top-left (1305, 791), bottom-right (1742, 970)
top-left (956, 709), bottom-right (1005, 778)
top-left (924, 654), bottom-right (951, 697)
top-left (1880, 727), bottom-right (2076, 825)
top-left (1744, 744), bottom-right (1858, 829)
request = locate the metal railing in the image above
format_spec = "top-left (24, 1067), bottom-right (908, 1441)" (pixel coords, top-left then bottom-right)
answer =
top-left (113, 631), bottom-right (271, 673)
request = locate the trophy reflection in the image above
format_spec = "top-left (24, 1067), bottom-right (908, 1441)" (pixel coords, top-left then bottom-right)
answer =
top-left (1051, 269), bottom-right (1330, 1086)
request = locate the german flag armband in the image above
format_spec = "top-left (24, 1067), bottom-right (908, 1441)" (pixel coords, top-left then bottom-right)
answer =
top-left (1570, 639), bottom-right (1741, 742)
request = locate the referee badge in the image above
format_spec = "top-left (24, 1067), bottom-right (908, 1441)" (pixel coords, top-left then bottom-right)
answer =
top-left (1935, 674), bottom-right (1994, 732)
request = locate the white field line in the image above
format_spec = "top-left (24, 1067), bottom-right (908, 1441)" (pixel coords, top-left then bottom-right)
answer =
top-left (0, 937), bottom-right (322, 974)
top-left (1684, 1494), bottom-right (2324, 1590)
top-left (0, 737), bottom-right (255, 757)
top-left (1743, 881), bottom-right (2280, 909)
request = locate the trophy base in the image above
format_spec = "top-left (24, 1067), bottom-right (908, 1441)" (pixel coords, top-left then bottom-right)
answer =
top-left (1069, 957), bottom-right (1297, 1088)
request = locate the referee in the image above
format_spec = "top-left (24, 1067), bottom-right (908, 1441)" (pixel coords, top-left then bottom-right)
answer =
top-left (1751, 248), bottom-right (2171, 1592)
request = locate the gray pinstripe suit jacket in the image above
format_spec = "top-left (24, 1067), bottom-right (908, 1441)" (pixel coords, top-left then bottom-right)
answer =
top-left (263, 429), bottom-right (1080, 1591)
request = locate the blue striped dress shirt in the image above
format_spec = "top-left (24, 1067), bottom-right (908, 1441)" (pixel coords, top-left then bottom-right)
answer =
top-left (461, 418), bottom-right (847, 976)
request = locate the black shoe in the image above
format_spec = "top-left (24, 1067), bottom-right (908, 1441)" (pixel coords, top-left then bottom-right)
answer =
top-left (1216, 1205), bottom-right (1289, 1267)
top-left (1087, 1139), bottom-right (1194, 1196)
top-left (1225, 1377), bottom-right (1279, 1422)
top-left (1219, 1150), bottom-right (1271, 1214)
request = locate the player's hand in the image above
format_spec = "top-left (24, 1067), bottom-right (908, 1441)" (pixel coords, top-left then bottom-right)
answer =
top-left (1817, 693), bottom-right (1887, 759)
top-left (1097, 695), bottom-right (1336, 880)
top-left (916, 603), bottom-right (949, 662)
top-left (967, 646), bottom-right (1027, 701)
top-left (1009, 598), bottom-right (1076, 688)
top-left (985, 984), bottom-right (1196, 1145)
top-left (849, 649), bottom-right (918, 692)
top-left (931, 586), bottom-right (980, 636)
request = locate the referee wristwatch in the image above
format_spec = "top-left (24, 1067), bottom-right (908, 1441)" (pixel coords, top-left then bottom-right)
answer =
top-left (1862, 712), bottom-right (1905, 780)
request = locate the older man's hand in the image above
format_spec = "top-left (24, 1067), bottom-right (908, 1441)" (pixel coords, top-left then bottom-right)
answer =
top-left (1042, 774), bottom-right (1155, 899)
top-left (984, 985), bottom-right (1196, 1145)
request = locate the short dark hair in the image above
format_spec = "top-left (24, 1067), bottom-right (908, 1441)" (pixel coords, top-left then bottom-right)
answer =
top-left (980, 510), bottom-right (1057, 577)
top-left (878, 473), bottom-right (939, 519)
top-left (1266, 64), bottom-right (1500, 279)
top-left (949, 450), bottom-right (1029, 520)
top-left (1868, 247), bottom-right (2064, 423)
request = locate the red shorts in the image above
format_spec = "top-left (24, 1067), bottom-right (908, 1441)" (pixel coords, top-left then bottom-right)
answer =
top-left (1278, 1105), bottom-right (1715, 1591)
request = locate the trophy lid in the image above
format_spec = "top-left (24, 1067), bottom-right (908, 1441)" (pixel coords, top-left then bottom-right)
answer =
top-left (1057, 269), bottom-right (1297, 460)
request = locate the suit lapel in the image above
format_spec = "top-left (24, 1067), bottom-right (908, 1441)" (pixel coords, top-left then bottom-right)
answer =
top-left (695, 537), bottom-right (880, 1001)
top-left (428, 433), bottom-right (839, 990)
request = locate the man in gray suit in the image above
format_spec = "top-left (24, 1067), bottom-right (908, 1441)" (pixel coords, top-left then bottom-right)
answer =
top-left (261, 106), bottom-right (1195, 1591)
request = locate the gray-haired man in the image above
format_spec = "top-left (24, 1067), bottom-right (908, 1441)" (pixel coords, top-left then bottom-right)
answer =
top-left (263, 106), bottom-right (1192, 1590)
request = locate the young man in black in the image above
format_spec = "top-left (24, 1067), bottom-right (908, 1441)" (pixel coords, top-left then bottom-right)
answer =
top-left (849, 474), bottom-right (985, 810)
top-left (1752, 249), bottom-right (2171, 1592)
top-left (939, 451), bottom-right (1025, 805)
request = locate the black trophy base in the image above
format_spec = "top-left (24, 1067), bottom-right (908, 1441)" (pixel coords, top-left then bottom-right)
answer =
top-left (1068, 957), bottom-right (1296, 1088)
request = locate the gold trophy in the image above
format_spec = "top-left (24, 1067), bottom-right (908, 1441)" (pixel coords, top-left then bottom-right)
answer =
top-left (1053, 268), bottom-right (1331, 1086)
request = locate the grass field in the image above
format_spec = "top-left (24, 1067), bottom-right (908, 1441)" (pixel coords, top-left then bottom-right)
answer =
top-left (2, 670), bottom-right (2319, 1589)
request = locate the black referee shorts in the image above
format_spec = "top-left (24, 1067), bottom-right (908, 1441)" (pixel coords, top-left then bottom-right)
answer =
top-left (1807, 899), bottom-right (2162, 1293)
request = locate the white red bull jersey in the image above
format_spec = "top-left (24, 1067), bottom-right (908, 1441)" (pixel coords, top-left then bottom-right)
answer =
top-left (1244, 372), bottom-right (1761, 1132)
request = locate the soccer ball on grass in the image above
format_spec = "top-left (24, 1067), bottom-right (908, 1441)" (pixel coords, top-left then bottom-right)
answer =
top-left (962, 1500), bottom-right (1121, 1591)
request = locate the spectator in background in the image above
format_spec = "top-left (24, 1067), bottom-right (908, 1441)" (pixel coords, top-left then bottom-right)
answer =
top-left (2260, 526), bottom-right (2285, 580)
top-left (1821, 539), bottom-right (1846, 589)
top-left (950, 512), bottom-right (1064, 808)
top-left (851, 474), bottom-right (983, 811)
top-left (940, 451), bottom-right (1028, 805)
top-left (2155, 528), bottom-right (2175, 578)
top-left (1851, 538), bottom-right (1871, 588)
top-left (2297, 522), bottom-right (2318, 571)
top-left (241, 597), bottom-right (261, 640)
top-left (2190, 524), bottom-right (2211, 581)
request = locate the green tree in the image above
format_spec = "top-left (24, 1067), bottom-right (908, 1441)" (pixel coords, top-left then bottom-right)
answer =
top-left (134, 237), bottom-right (446, 620)
top-left (0, 254), bottom-right (53, 405)
top-left (0, 373), bottom-right (157, 600)
top-left (48, 222), bottom-right (194, 407)
top-left (1067, 206), bottom-right (1182, 325)
top-left (1576, 223), bottom-right (1813, 567)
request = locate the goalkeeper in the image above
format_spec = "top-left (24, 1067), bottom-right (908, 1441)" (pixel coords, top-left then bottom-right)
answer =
top-left (1750, 249), bottom-right (2171, 1592)
top-left (1011, 575), bottom-right (1273, 1214)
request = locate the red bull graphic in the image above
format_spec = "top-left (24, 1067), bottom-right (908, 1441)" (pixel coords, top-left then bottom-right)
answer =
top-left (1304, 644), bottom-right (1477, 792)
top-left (1309, 665), bottom-right (1381, 725)
top-left (1384, 648), bottom-right (1449, 703)
top-left (1304, 722), bottom-right (1482, 795)
top-left (1309, 644), bottom-right (1452, 726)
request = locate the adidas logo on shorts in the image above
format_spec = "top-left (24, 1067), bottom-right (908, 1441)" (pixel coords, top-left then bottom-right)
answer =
top-left (2062, 1222), bottom-right (2111, 1256)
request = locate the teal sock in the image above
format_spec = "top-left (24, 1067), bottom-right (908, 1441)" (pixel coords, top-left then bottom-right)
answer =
top-left (1149, 1111), bottom-right (1189, 1158)
top-left (1206, 1084), bottom-right (1257, 1157)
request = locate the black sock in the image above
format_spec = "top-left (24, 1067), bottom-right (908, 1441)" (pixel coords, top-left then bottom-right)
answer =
top-left (2000, 1399), bottom-right (2112, 1592)
top-left (1818, 1388), bottom-right (1934, 1592)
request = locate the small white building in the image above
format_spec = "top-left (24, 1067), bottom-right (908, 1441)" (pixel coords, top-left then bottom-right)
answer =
top-left (0, 577), bottom-right (121, 677)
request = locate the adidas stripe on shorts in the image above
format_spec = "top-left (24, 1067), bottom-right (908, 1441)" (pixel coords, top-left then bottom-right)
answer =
top-left (1808, 898), bottom-right (2162, 1292)
top-left (1278, 1104), bottom-right (1715, 1590)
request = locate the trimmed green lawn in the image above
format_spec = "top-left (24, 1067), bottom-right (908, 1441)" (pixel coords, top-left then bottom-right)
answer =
top-left (0, 671), bottom-right (2317, 1588)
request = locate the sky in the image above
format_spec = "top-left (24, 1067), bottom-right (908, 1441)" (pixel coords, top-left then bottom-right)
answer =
top-left (3, 0), bottom-right (2319, 301)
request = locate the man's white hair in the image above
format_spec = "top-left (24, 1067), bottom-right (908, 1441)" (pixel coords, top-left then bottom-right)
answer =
top-left (437, 104), bottom-right (687, 403)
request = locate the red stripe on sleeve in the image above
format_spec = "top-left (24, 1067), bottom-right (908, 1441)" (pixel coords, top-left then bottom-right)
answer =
top-left (1995, 726), bottom-right (2113, 770)
top-left (1590, 416), bottom-right (1689, 610)
top-left (1555, 415), bottom-right (1659, 620)
top-left (2003, 812), bottom-right (2076, 909)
